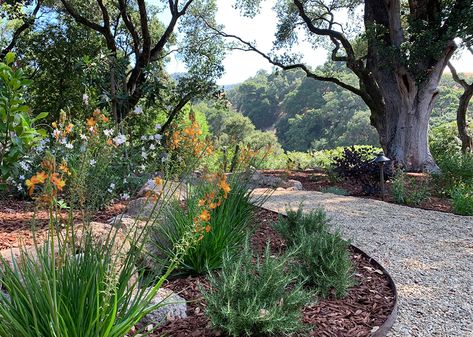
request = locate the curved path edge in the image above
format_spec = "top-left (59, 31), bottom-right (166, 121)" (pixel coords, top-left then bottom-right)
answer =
top-left (253, 189), bottom-right (473, 337)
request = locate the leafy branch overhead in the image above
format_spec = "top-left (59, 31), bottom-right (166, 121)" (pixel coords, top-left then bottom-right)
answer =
top-left (57, 0), bottom-right (225, 122)
top-left (223, 0), bottom-right (473, 172)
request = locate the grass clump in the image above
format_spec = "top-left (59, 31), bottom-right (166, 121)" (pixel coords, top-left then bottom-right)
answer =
top-left (275, 208), bottom-right (355, 298)
top-left (203, 240), bottom-right (310, 337)
top-left (0, 227), bottom-right (174, 337)
top-left (149, 174), bottom-right (264, 275)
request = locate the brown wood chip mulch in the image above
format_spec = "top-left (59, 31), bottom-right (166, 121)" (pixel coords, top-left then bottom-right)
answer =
top-left (0, 199), bottom-right (127, 250)
top-left (150, 208), bottom-right (395, 337)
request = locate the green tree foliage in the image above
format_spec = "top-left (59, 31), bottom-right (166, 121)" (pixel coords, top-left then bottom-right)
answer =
top-left (16, 16), bottom-right (103, 121)
top-left (50, 0), bottom-right (226, 123)
top-left (228, 69), bottom-right (378, 152)
top-left (0, 53), bottom-right (47, 184)
top-left (226, 70), bottom-right (279, 129)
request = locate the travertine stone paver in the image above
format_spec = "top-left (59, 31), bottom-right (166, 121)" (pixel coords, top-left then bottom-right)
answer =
top-left (253, 189), bottom-right (473, 337)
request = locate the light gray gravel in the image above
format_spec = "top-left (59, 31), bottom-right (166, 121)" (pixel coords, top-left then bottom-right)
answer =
top-left (253, 189), bottom-right (473, 337)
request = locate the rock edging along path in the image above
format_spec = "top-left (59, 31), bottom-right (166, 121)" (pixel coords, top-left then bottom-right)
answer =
top-left (252, 189), bottom-right (473, 337)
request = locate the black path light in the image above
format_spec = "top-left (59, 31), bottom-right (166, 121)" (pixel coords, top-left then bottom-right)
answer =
top-left (372, 152), bottom-right (391, 201)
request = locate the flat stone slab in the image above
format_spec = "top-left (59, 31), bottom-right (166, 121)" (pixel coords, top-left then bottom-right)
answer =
top-left (252, 189), bottom-right (473, 337)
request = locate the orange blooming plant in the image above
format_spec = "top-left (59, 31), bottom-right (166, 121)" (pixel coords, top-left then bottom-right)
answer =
top-left (25, 154), bottom-right (67, 207)
top-left (146, 167), bottom-right (265, 276)
top-left (166, 111), bottom-right (214, 171)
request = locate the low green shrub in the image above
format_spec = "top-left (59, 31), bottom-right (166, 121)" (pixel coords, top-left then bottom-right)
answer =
top-left (434, 153), bottom-right (473, 196)
top-left (429, 121), bottom-right (462, 159)
top-left (203, 240), bottom-right (310, 337)
top-left (390, 170), bottom-right (430, 206)
top-left (275, 208), bottom-right (355, 298)
top-left (149, 174), bottom-right (264, 275)
top-left (274, 207), bottom-right (328, 247)
top-left (286, 151), bottom-right (316, 170)
top-left (292, 230), bottom-right (355, 298)
top-left (452, 184), bottom-right (473, 216)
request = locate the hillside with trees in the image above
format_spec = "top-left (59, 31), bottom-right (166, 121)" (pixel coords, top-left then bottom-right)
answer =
top-left (226, 68), bottom-right (472, 153)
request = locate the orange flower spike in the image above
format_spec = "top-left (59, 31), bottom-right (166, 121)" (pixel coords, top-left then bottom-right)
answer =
top-left (51, 173), bottom-right (66, 191)
top-left (205, 225), bottom-right (212, 233)
top-left (35, 172), bottom-right (48, 184)
top-left (86, 117), bottom-right (97, 128)
top-left (199, 209), bottom-right (211, 222)
top-left (154, 177), bottom-right (163, 186)
top-left (25, 179), bottom-right (36, 196)
top-left (209, 202), bottom-right (217, 210)
top-left (59, 162), bottom-right (71, 176)
top-left (106, 139), bottom-right (113, 146)
top-left (219, 178), bottom-right (231, 199)
top-left (101, 115), bottom-right (109, 123)
top-left (198, 199), bottom-right (206, 207)
top-left (65, 123), bottom-right (74, 134)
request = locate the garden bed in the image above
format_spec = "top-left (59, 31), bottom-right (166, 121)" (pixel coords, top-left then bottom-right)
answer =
top-left (0, 198), bottom-right (127, 249)
top-left (149, 208), bottom-right (397, 337)
top-left (262, 169), bottom-right (453, 213)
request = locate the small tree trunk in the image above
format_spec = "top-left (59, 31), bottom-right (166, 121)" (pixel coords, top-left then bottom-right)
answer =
top-left (457, 86), bottom-right (473, 154)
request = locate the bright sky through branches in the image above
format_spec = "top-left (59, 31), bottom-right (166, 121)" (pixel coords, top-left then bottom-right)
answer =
top-left (166, 0), bottom-right (473, 85)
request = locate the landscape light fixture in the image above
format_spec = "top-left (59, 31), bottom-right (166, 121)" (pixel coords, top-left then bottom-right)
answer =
top-left (372, 152), bottom-right (390, 201)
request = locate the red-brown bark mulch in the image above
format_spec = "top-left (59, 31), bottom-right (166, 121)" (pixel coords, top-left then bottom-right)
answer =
top-left (149, 209), bottom-right (395, 337)
top-left (0, 198), bottom-right (127, 250)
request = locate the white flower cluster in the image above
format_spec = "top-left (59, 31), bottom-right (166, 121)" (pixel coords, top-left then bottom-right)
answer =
top-left (113, 134), bottom-right (127, 146)
top-left (139, 124), bottom-right (162, 163)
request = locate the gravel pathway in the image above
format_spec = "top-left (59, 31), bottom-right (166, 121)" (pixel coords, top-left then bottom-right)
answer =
top-left (252, 189), bottom-right (473, 337)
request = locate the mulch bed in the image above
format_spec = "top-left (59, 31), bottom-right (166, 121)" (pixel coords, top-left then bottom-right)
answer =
top-left (0, 198), bottom-right (127, 250)
top-left (262, 169), bottom-right (453, 214)
top-left (150, 208), bottom-right (395, 337)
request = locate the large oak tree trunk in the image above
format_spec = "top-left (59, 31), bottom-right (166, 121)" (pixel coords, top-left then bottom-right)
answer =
top-left (363, 0), bottom-right (457, 172)
top-left (368, 48), bottom-right (454, 172)
top-left (382, 78), bottom-right (439, 172)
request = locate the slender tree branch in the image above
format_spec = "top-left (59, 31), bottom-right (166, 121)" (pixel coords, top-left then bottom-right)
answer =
top-left (448, 61), bottom-right (470, 89)
top-left (60, 0), bottom-right (105, 33)
top-left (1, 0), bottom-right (43, 58)
top-left (292, 0), bottom-right (356, 61)
top-left (136, 0), bottom-right (151, 58)
top-left (118, 0), bottom-right (141, 53)
top-left (204, 23), bottom-right (364, 97)
top-left (150, 0), bottom-right (196, 61)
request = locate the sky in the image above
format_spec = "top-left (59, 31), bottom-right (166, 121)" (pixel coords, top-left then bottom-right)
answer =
top-left (166, 0), bottom-right (473, 86)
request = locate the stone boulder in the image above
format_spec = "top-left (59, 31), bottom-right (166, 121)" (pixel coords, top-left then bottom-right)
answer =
top-left (249, 171), bottom-right (303, 191)
top-left (125, 197), bottom-right (169, 220)
top-left (108, 214), bottom-right (148, 237)
top-left (137, 179), bottom-right (187, 201)
top-left (281, 179), bottom-right (303, 191)
top-left (140, 288), bottom-right (187, 327)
